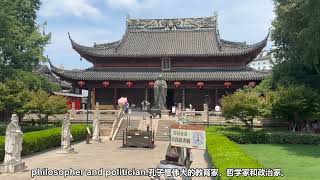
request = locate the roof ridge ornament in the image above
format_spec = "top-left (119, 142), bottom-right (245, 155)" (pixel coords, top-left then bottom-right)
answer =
top-left (127, 16), bottom-right (217, 31)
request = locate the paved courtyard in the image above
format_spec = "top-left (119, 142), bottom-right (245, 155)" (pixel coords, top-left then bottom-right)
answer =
top-left (0, 140), bottom-right (212, 180)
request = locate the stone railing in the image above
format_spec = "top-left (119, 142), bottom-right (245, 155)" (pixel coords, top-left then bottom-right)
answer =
top-left (177, 104), bottom-right (224, 122)
top-left (110, 106), bottom-right (125, 140)
top-left (68, 102), bottom-right (118, 123)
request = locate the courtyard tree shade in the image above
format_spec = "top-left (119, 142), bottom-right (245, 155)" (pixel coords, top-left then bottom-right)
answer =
top-left (51, 15), bottom-right (270, 110)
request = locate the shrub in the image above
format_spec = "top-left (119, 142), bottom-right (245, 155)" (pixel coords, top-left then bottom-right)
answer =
top-left (207, 126), bottom-right (320, 145)
top-left (206, 129), bottom-right (277, 180)
top-left (1, 123), bottom-right (59, 136)
top-left (272, 85), bottom-right (320, 132)
top-left (0, 124), bottom-right (88, 161)
top-left (0, 125), bottom-right (6, 136)
top-left (23, 90), bottom-right (68, 124)
top-left (221, 89), bottom-right (262, 128)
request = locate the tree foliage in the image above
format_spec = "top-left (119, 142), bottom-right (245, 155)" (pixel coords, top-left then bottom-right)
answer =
top-left (10, 70), bottom-right (61, 92)
top-left (221, 78), bottom-right (320, 132)
top-left (272, 0), bottom-right (320, 88)
top-left (221, 89), bottom-right (262, 128)
top-left (0, 80), bottom-right (31, 119)
top-left (0, 0), bottom-right (50, 80)
top-left (0, 70), bottom-right (62, 118)
top-left (23, 90), bottom-right (68, 124)
top-left (272, 84), bottom-right (320, 132)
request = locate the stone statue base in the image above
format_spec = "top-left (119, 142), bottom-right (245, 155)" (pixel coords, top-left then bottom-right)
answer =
top-left (56, 147), bottom-right (74, 154)
top-left (0, 161), bottom-right (26, 173)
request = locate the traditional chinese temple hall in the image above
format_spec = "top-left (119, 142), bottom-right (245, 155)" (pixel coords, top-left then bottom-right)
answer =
top-left (51, 15), bottom-right (269, 110)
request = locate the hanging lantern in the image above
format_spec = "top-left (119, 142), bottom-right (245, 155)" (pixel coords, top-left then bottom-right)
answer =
top-left (248, 81), bottom-right (256, 87)
top-left (126, 81), bottom-right (133, 88)
top-left (224, 81), bottom-right (232, 88)
top-left (77, 80), bottom-right (85, 88)
top-left (197, 81), bottom-right (205, 89)
top-left (148, 81), bottom-right (155, 88)
top-left (174, 81), bottom-right (181, 88)
top-left (102, 81), bottom-right (110, 88)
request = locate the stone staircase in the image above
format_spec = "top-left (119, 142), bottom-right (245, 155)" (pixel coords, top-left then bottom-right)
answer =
top-left (99, 115), bottom-right (116, 137)
top-left (100, 121), bottom-right (113, 137)
top-left (114, 117), bottom-right (141, 140)
top-left (156, 120), bottom-right (176, 141)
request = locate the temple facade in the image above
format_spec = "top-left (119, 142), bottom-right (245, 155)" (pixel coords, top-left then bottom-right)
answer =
top-left (50, 15), bottom-right (270, 110)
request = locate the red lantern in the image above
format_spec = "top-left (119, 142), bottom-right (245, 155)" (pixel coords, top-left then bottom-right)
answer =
top-left (126, 81), bottom-right (133, 88)
top-left (148, 81), bottom-right (155, 88)
top-left (77, 81), bottom-right (85, 88)
top-left (224, 81), bottom-right (232, 88)
top-left (102, 81), bottom-right (110, 88)
top-left (248, 81), bottom-right (256, 87)
top-left (174, 81), bottom-right (181, 88)
top-left (197, 81), bottom-right (205, 89)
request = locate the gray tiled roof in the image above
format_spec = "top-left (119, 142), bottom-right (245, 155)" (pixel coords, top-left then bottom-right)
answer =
top-left (69, 16), bottom-right (268, 58)
top-left (50, 64), bottom-right (270, 82)
top-left (33, 65), bottom-right (72, 89)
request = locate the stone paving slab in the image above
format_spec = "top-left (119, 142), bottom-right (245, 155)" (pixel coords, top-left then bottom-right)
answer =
top-left (0, 140), bottom-right (212, 180)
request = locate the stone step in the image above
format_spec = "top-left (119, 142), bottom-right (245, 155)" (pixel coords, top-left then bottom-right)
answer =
top-left (155, 120), bottom-right (175, 141)
top-left (114, 119), bottom-right (141, 140)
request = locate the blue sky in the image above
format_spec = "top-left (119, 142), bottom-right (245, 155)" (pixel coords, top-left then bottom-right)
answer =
top-left (37, 0), bottom-right (275, 70)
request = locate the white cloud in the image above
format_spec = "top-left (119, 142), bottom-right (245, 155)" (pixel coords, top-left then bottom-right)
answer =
top-left (107, 0), bottom-right (138, 7)
top-left (40, 0), bottom-right (102, 18)
top-left (106, 0), bottom-right (158, 10)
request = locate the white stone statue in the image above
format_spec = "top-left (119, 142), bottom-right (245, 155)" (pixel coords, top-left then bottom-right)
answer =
top-left (92, 109), bottom-right (101, 142)
top-left (58, 113), bottom-right (74, 153)
top-left (0, 114), bottom-right (26, 173)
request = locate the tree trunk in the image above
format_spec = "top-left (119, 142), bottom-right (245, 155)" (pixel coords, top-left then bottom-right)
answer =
top-left (240, 118), bottom-right (252, 129)
top-left (37, 113), bottom-right (43, 124)
top-left (45, 115), bottom-right (49, 125)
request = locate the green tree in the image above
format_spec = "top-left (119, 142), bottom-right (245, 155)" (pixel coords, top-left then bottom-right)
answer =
top-left (1, 80), bottom-right (31, 120)
top-left (0, 71), bottom-right (62, 120)
top-left (0, 83), bottom-right (8, 111)
top-left (11, 70), bottom-right (61, 92)
top-left (221, 89), bottom-right (262, 128)
top-left (272, 85), bottom-right (320, 132)
top-left (0, 0), bottom-right (50, 80)
top-left (24, 90), bottom-right (68, 124)
top-left (272, 0), bottom-right (320, 88)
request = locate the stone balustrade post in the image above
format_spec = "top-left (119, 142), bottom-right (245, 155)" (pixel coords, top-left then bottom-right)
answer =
top-left (177, 103), bottom-right (182, 119)
top-left (95, 102), bottom-right (100, 119)
top-left (70, 102), bottom-right (76, 120)
top-left (202, 103), bottom-right (208, 121)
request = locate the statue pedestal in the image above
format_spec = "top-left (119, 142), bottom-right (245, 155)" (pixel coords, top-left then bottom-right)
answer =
top-left (56, 147), bottom-right (74, 154)
top-left (0, 161), bottom-right (26, 173)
